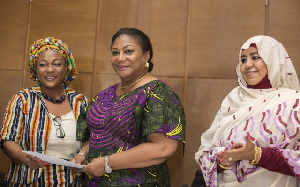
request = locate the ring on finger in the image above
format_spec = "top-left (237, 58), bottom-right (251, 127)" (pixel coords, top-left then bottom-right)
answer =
top-left (228, 157), bottom-right (233, 162)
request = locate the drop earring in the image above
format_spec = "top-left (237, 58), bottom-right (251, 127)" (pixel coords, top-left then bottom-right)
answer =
top-left (145, 62), bottom-right (149, 68)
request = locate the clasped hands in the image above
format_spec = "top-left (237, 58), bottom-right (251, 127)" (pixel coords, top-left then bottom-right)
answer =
top-left (217, 135), bottom-right (256, 167)
top-left (70, 155), bottom-right (105, 178)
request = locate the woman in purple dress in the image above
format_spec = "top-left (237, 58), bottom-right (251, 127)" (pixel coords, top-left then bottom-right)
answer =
top-left (76, 28), bottom-right (186, 186)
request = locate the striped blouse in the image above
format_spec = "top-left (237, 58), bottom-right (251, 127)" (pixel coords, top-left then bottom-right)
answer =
top-left (0, 86), bottom-right (88, 186)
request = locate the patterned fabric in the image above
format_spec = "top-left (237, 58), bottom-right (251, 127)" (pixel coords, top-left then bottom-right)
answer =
top-left (0, 86), bottom-right (88, 186)
top-left (195, 36), bottom-right (300, 186)
top-left (28, 37), bottom-right (78, 86)
top-left (77, 80), bottom-right (185, 186)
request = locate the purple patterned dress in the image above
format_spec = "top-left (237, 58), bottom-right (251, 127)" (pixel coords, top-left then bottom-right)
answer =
top-left (77, 80), bottom-right (185, 186)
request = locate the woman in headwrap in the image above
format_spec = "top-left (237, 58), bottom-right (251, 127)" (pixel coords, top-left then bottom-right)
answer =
top-left (0, 37), bottom-right (89, 186)
top-left (195, 36), bottom-right (300, 186)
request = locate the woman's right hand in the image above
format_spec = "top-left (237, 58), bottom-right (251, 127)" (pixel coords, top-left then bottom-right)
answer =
top-left (25, 154), bottom-right (48, 170)
top-left (217, 136), bottom-right (256, 166)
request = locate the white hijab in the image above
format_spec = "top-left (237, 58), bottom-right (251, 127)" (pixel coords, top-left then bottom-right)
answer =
top-left (195, 35), bottom-right (300, 187)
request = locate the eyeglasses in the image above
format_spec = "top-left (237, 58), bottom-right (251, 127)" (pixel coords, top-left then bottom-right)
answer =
top-left (53, 116), bottom-right (65, 138)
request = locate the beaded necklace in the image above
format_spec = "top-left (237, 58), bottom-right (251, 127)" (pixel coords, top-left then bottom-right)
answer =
top-left (41, 89), bottom-right (66, 104)
top-left (120, 73), bottom-right (149, 89)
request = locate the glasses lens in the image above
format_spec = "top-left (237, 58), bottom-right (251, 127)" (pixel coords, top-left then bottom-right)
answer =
top-left (56, 128), bottom-right (65, 138)
top-left (53, 116), bottom-right (65, 138)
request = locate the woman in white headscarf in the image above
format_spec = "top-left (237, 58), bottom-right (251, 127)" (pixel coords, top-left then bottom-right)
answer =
top-left (195, 35), bottom-right (300, 187)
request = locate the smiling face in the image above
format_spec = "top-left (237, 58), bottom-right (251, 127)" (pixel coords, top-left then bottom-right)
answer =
top-left (111, 35), bottom-right (150, 83)
top-left (240, 47), bottom-right (268, 86)
top-left (37, 50), bottom-right (67, 92)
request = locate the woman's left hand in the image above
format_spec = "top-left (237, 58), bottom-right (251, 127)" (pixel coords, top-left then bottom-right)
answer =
top-left (81, 157), bottom-right (105, 178)
top-left (217, 136), bottom-right (256, 166)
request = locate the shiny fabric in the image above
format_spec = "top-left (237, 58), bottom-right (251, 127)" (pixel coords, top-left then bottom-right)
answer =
top-left (77, 80), bottom-right (186, 186)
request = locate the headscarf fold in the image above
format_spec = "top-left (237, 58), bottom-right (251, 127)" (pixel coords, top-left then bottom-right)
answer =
top-left (28, 37), bottom-right (78, 86)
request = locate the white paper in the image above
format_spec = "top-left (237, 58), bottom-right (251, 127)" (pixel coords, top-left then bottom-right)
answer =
top-left (23, 151), bottom-right (85, 168)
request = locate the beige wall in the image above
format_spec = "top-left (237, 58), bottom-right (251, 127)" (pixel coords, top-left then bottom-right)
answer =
top-left (0, 0), bottom-right (299, 186)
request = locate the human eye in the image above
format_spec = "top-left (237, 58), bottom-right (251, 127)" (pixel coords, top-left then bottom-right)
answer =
top-left (53, 61), bottom-right (62, 67)
top-left (125, 49), bottom-right (133, 55)
top-left (38, 62), bottom-right (47, 67)
top-left (241, 58), bottom-right (247, 63)
top-left (112, 50), bottom-right (119, 56)
top-left (252, 56), bottom-right (261, 60)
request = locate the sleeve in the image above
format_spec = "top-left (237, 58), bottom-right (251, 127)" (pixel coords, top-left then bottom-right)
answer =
top-left (0, 94), bottom-right (25, 148)
top-left (76, 97), bottom-right (95, 142)
top-left (258, 147), bottom-right (294, 176)
top-left (142, 82), bottom-right (185, 141)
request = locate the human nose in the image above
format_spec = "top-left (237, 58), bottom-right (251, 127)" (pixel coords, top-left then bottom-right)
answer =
top-left (245, 58), bottom-right (253, 68)
top-left (46, 64), bottom-right (54, 72)
top-left (117, 52), bottom-right (126, 61)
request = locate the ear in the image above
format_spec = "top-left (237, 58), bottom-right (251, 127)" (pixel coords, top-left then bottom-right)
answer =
top-left (145, 51), bottom-right (150, 62)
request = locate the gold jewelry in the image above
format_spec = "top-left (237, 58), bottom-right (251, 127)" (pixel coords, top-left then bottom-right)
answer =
top-left (120, 73), bottom-right (149, 89)
top-left (249, 146), bottom-right (262, 165)
top-left (217, 161), bottom-right (232, 170)
top-left (145, 62), bottom-right (149, 68)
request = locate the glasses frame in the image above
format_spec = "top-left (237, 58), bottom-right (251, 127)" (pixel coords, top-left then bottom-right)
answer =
top-left (53, 116), bottom-right (65, 138)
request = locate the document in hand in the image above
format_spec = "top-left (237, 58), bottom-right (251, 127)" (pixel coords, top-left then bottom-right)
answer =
top-left (23, 151), bottom-right (85, 168)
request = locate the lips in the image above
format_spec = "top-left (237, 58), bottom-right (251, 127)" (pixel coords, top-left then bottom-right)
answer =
top-left (45, 76), bottom-right (55, 81)
top-left (246, 71), bottom-right (258, 77)
top-left (117, 65), bottom-right (130, 71)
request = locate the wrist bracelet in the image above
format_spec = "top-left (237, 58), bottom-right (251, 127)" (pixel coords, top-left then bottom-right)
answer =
top-left (249, 146), bottom-right (262, 165)
top-left (104, 156), bottom-right (112, 173)
top-left (217, 161), bottom-right (232, 170)
top-left (76, 152), bottom-right (87, 157)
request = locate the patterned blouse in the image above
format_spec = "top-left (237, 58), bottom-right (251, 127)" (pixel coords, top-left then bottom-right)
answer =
top-left (77, 80), bottom-right (186, 186)
top-left (0, 86), bottom-right (88, 186)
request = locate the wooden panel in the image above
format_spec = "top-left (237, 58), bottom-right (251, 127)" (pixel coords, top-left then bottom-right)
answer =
top-left (0, 0), bottom-right (29, 70)
top-left (140, 0), bottom-right (188, 77)
top-left (95, 0), bottom-right (139, 74)
top-left (182, 78), bottom-right (238, 185)
top-left (268, 0), bottom-right (300, 75)
top-left (68, 73), bottom-right (93, 100)
top-left (29, 0), bottom-right (97, 73)
top-left (0, 152), bottom-right (10, 172)
top-left (188, 0), bottom-right (265, 79)
top-left (95, 0), bottom-right (188, 78)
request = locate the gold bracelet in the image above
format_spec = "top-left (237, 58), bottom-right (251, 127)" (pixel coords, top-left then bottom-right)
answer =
top-left (249, 146), bottom-right (262, 165)
top-left (217, 161), bottom-right (232, 170)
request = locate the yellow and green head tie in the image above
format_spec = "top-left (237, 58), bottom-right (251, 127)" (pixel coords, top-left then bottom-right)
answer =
top-left (28, 37), bottom-right (78, 86)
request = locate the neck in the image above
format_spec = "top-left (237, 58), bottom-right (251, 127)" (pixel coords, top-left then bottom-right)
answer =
top-left (120, 72), bottom-right (149, 89)
top-left (247, 75), bottom-right (272, 89)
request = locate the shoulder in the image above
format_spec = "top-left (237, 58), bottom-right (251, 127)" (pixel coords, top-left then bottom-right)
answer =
top-left (150, 80), bottom-right (175, 92)
top-left (66, 88), bottom-right (89, 102)
top-left (14, 87), bottom-right (39, 98)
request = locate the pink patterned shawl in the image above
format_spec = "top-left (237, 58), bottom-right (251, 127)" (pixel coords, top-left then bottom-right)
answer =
top-left (195, 36), bottom-right (300, 186)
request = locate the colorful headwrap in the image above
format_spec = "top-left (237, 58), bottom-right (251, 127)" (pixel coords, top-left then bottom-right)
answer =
top-left (29, 37), bottom-right (78, 86)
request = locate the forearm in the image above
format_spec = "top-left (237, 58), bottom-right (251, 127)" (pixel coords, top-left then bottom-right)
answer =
top-left (80, 140), bottom-right (89, 155)
top-left (109, 140), bottom-right (178, 170)
top-left (258, 147), bottom-right (294, 176)
top-left (2, 140), bottom-right (27, 165)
